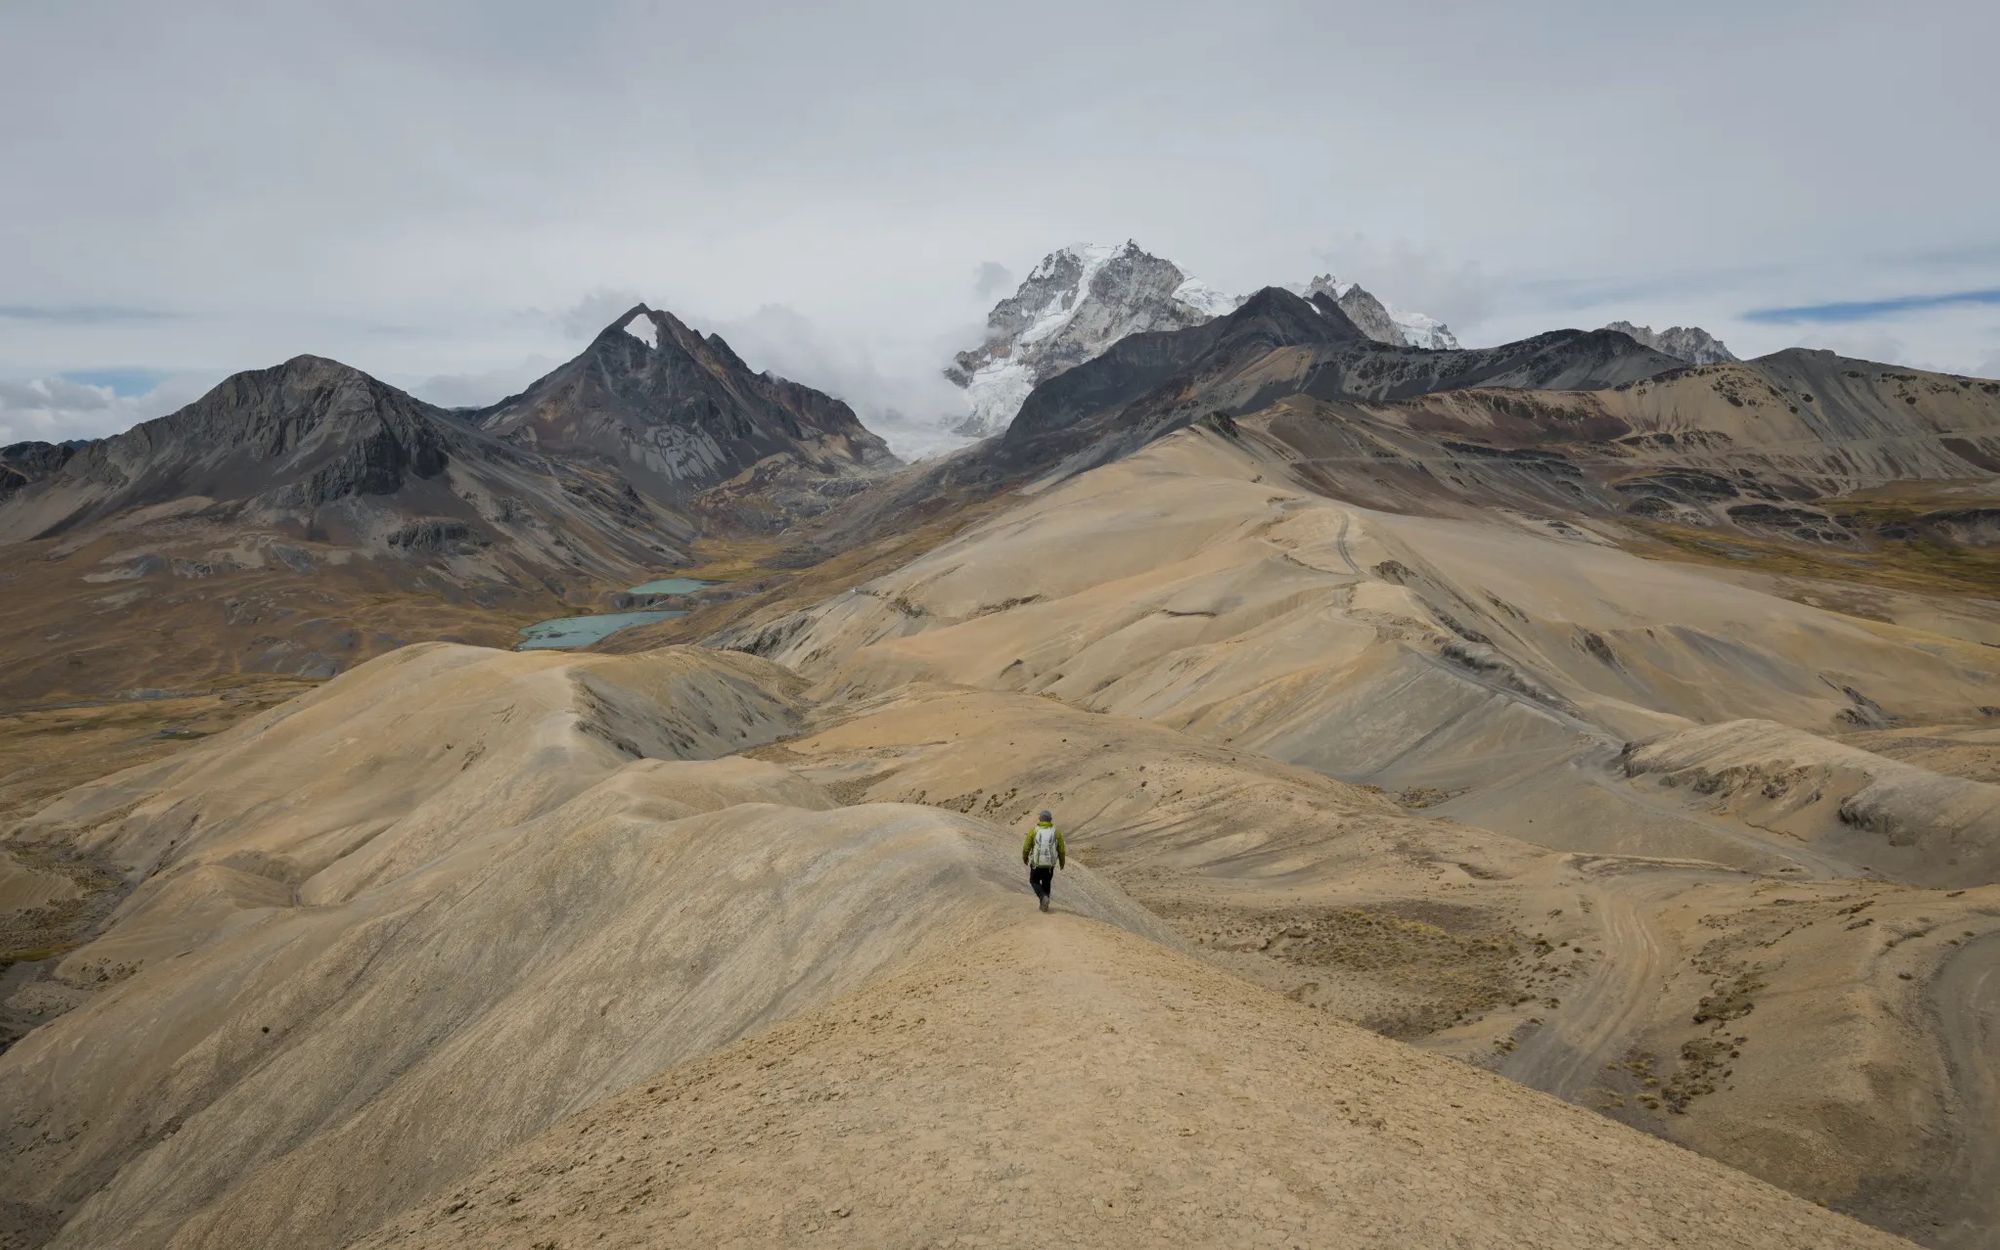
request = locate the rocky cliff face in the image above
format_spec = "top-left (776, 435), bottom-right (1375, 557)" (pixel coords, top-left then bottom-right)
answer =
top-left (1604, 321), bottom-right (1737, 364)
top-left (0, 440), bottom-right (80, 500)
top-left (947, 245), bottom-right (1465, 439)
top-left (1297, 275), bottom-right (1461, 350)
top-left (0, 312), bottom-right (907, 696)
top-left (478, 305), bottom-right (894, 500)
top-left (0, 356), bottom-right (462, 540)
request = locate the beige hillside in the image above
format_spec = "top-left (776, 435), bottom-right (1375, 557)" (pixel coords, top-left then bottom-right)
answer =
top-left (358, 918), bottom-right (1911, 1250)
top-left (3, 368), bottom-right (1997, 1250)
top-left (710, 421), bottom-right (2000, 1245)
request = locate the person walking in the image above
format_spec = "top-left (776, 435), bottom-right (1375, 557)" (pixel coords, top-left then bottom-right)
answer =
top-left (1022, 809), bottom-right (1066, 912)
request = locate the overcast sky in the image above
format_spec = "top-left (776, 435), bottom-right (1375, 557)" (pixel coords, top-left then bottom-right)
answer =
top-left (4, 0), bottom-right (1997, 453)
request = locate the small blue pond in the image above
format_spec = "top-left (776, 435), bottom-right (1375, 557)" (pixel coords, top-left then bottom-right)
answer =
top-left (626, 576), bottom-right (716, 596)
top-left (514, 575), bottom-right (719, 651)
top-left (517, 610), bottom-right (688, 651)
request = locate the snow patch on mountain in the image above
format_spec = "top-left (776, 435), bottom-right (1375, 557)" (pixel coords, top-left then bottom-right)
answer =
top-left (947, 241), bottom-right (1232, 437)
top-left (1172, 276), bottom-right (1239, 318)
top-left (945, 244), bottom-right (1466, 438)
top-left (962, 357), bottom-right (1036, 441)
top-left (1389, 307), bottom-right (1459, 351)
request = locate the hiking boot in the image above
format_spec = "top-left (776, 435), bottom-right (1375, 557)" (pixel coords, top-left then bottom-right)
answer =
top-left (1039, 896), bottom-right (1050, 913)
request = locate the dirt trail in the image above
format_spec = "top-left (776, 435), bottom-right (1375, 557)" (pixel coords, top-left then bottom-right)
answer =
top-left (358, 916), bottom-right (1910, 1250)
top-left (1929, 932), bottom-right (2000, 1250)
top-left (1500, 865), bottom-right (1676, 1099)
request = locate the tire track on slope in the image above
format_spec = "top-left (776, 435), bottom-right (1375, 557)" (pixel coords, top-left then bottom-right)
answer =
top-left (1928, 931), bottom-right (2000, 1250)
top-left (1497, 868), bottom-right (1672, 1101)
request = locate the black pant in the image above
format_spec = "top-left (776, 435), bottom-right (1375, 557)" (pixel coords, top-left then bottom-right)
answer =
top-left (1029, 864), bottom-right (1055, 902)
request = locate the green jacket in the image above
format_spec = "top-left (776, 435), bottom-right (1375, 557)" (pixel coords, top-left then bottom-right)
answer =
top-left (1022, 821), bottom-right (1066, 869)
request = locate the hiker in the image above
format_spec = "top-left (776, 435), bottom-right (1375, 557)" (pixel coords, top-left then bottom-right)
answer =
top-left (1022, 809), bottom-right (1066, 912)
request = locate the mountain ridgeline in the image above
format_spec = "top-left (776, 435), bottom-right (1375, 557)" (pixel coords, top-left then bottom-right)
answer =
top-left (6, 243), bottom-right (2000, 1250)
top-left (0, 306), bottom-right (897, 699)
top-left (475, 305), bottom-right (892, 503)
top-left (944, 242), bottom-right (1460, 438)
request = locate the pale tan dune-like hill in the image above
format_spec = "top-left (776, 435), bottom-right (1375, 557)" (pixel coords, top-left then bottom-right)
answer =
top-left (726, 426), bottom-right (2000, 880)
top-left (356, 919), bottom-right (1912, 1250)
top-left (0, 645), bottom-right (1172, 1249)
top-left (0, 638), bottom-right (1956, 1250)
top-left (704, 422), bottom-right (2000, 1245)
top-left (743, 682), bottom-right (1999, 1244)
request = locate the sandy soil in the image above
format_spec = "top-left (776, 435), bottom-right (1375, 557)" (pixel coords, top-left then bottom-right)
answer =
top-left (357, 918), bottom-right (1910, 1250)
top-left (706, 424), bottom-right (2000, 1243)
top-left (2, 414), bottom-right (1996, 1248)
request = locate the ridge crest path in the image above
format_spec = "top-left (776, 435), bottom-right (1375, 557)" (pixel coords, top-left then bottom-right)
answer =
top-left (358, 917), bottom-right (1911, 1250)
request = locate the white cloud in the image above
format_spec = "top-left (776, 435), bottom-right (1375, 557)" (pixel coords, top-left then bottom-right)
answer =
top-left (3, 0), bottom-right (1997, 433)
top-left (556, 289), bottom-right (645, 341)
top-left (1793, 329), bottom-right (1910, 367)
top-left (706, 303), bottom-right (975, 458)
top-left (0, 373), bottom-right (212, 447)
top-left (974, 262), bottom-right (1015, 299)
top-left (401, 357), bottom-right (563, 410)
top-left (1303, 235), bottom-right (1503, 337)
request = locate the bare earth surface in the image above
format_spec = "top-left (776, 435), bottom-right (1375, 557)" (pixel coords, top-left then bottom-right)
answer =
top-left (359, 918), bottom-right (1910, 1250)
top-left (3, 400), bottom-right (1997, 1249)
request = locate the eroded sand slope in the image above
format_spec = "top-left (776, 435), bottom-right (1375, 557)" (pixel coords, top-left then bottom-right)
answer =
top-left (713, 423), bottom-right (2000, 1244)
top-left (0, 645), bottom-right (1169, 1249)
top-left (359, 919), bottom-right (1909, 1250)
top-left (4, 416), bottom-right (1995, 1248)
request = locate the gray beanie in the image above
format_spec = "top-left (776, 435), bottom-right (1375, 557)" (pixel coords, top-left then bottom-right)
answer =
top-left (1039, 809), bottom-right (1052, 822)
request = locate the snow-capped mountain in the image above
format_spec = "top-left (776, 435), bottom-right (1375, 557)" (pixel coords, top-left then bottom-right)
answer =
top-left (947, 243), bottom-right (1460, 437)
top-left (1294, 275), bottom-right (1461, 351)
top-left (1602, 321), bottom-right (1737, 365)
top-left (946, 242), bottom-right (1234, 437)
top-left (1387, 308), bottom-right (1459, 351)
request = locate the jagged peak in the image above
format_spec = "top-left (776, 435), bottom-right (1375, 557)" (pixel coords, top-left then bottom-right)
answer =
top-left (1601, 320), bottom-right (1736, 364)
top-left (1027, 239), bottom-right (1169, 281)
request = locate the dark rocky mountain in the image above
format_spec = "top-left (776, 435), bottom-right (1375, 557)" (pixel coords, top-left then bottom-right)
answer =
top-left (942, 243), bottom-right (1460, 438)
top-left (998, 286), bottom-right (1366, 466)
top-left (793, 290), bottom-right (1695, 555)
top-left (1291, 327), bottom-right (1686, 402)
top-left (0, 440), bottom-right (80, 501)
top-left (0, 357), bottom-right (462, 541)
top-left (475, 304), bottom-right (893, 503)
top-left (993, 291), bottom-right (1682, 477)
top-left (0, 308), bottom-right (900, 700)
top-left (794, 292), bottom-right (2000, 584)
top-left (1296, 275), bottom-right (1460, 350)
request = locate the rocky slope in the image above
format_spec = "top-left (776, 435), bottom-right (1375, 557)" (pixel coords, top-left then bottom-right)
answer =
top-left (988, 289), bottom-right (1680, 480)
top-left (1299, 273), bottom-right (1461, 349)
top-left (1260, 349), bottom-right (2000, 534)
top-left (946, 242), bottom-right (1234, 437)
top-left (477, 304), bottom-right (894, 503)
top-left (0, 310), bottom-right (899, 701)
top-left (1605, 319), bottom-right (1738, 364)
top-left (0, 440), bottom-right (81, 501)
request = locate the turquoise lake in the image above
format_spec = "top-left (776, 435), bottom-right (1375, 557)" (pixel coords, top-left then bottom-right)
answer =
top-left (516, 609), bottom-right (688, 651)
